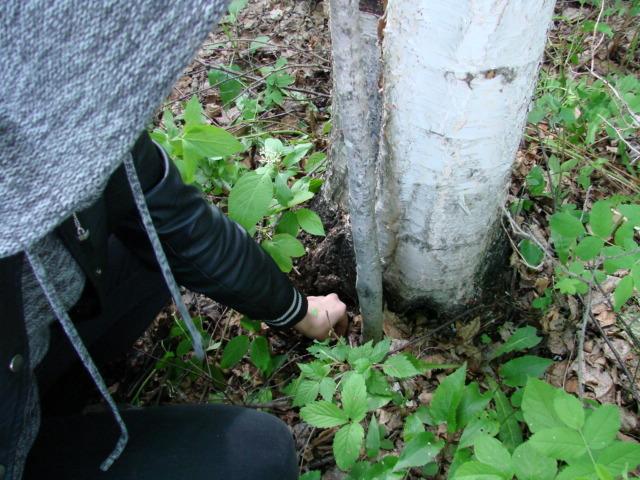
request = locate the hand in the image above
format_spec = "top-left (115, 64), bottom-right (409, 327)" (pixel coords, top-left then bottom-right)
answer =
top-left (293, 294), bottom-right (348, 340)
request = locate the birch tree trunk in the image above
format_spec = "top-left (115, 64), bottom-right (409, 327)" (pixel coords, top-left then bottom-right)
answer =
top-left (326, 0), bottom-right (556, 318)
top-left (375, 1), bottom-right (556, 312)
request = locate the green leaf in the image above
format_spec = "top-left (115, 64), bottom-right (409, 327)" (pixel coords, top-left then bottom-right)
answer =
top-left (550, 212), bottom-right (585, 239)
top-left (228, 172), bottom-right (273, 230)
top-left (283, 143), bottom-right (313, 168)
top-left (583, 404), bottom-right (620, 450)
top-left (474, 435), bottom-right (512, 477)
top-left (494, 388), bottom-right (523, 451)
top-left (519, 239), bottom-right (544, 267)
top-left (452, 461), bottom-right (505, 479)
top-left (261, 233), bottom-right (305, 273)
top-left (499, 355), bottom-right (553, 387)
top-left (305, 151), bottom-right (327, 174)
top-left (394, 432), bottom-right (443, 472)
top-left (182, 124), bottom-right (245, 158)
top-left (274, 173), bottom-right (293, 206)
top-left (576, 236), bottom-right (605, 261)
top-left (456, 382), bottom-right (492, 429)
top-left (293, 380), bottom-right (320, 407)
top-left (207, 68), bottom-right (244, 107)
top-left (300, 401), bottom-right (349, 428)
top-left (522, 378), bottom-right (565, 432)
top-left (370, 338), bottom-right (391, 363)
top-left (430, 364), bottom-right (467, 433)
top-left (512, 441), bottom-right (557, 480)
top-left (366, 414), bottom-right (381, 458)
top-left (220, 335), bottom-right (249, 369)
top-left (250, 336), bottom-right (271, 374)
top-left (296, 208), bottom-right (325, 236)
top-left (491, 326), bottom-right (541, 359)
top-left (459, 415), bottom-right (500, 449)
top-left (299, 471), bottom-right (321, 480)
top-left (334, 422), bottom-right (364, 470)
top-left (614, 275), bottom-right (634, 312)
top-left (526, 165), bottom-right (546, 196)
top-left (382, 353), bottom-right (423, 378)
top-left (595, 441), bottom-right (640, 475)
top-left (529, 427), bottom-right (587, 461)
top-left (555, 462), bottom-right (599, 480)
top-left (183, 96), bottom-right (205, 125)
top-left (403, 414), bottom-right (425, 442)
top-left (590, 201), bottom-right (614, 239)
top-left (342, 373), bottom-right (368, 422)
top-left (276, 211), bottom-right (299, 237)
top-left (319, 377), bottom-right (337, 402)
top-left (553, 392), bottom-right (584, 430)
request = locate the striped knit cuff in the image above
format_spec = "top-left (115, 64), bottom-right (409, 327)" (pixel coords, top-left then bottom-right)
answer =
top-left (265, 287), bottom-right (308, 329)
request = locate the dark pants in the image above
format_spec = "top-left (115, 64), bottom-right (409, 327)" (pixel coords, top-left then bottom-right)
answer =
top-left (25, 238), bottom-right (298, 480)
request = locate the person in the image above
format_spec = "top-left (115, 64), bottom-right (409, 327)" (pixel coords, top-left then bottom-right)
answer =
top-left (0, 1), bottom-right (346, 479)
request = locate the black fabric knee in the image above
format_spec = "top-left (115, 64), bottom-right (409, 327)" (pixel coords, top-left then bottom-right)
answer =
top-left (24, 404), bottom-right (298, 480)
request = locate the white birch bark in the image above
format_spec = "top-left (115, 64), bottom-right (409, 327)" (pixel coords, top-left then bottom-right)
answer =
top-left (375, 1), bottom-right (556, 311)
top-left (329, 0), bottom-right (383, 339)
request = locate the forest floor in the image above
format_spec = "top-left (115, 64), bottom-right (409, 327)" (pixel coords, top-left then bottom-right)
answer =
top-left (98, 1), bottom-right (640, 478)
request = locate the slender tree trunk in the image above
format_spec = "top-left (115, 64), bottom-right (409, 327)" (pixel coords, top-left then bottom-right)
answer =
top-left (375, 0), bottom-right (556, 312)
top-left (329, 0), bottom-right (383, 339)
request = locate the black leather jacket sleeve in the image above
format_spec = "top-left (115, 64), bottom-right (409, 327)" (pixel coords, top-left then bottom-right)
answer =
top-left (107, 134), bottom-right (307, 329)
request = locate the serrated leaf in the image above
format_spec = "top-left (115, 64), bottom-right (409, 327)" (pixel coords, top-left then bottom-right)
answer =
top-left (550, 212), bottom-right (585, 239)
top-left (474, 435), bottom-right (512, 477)
top-left (334, 422), bottom-right (364, 470)
top-left (576, 236), bottom-right (605, 261)
top-left (341, 373), bottom-right (368, 422)
top-left (583, 404), bottom-right (620, 450)
top-left (296, 208), bottom-right (325, 236)
top-left (522, 378), bottom-right (565, 432)
top-left (319, 376), bottom-right (337, 402)
top-left (394, 432), bottom-right (443, 472)
top-left (430, 364), bottom-right (466, 433)
top-left (366, 414), bottom-right (380, 458)
top-left (293, 380), bottom-right (320, 407)
top-left (613, 275), bottom-right (634, 312)
top-left (491, 326), bottom-right (541, 359)
top-left (590, 201), bottom-right (614, 239)
top-left (499, 355), bottom-right (553, 387)
top-left (220, 335), bottom-right (249, 369)
top-left (300, 401), bottom-right (349, 428)
top-left (529, 427), bottom-right (586, 461)
top-left (228, 172), bottom-right (273, 230)
top-left (512, 441), bottom-right (557, 480)
top-left (382, 353), bottom-right (422, 378)
top-left (553, 393), bottom-right (584, 430)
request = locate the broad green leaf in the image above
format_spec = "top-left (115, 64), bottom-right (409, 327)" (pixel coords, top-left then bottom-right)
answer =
top-left (590, 201), bottom-right (614, 239)
top-left (370, 338), bottom-right (391, 363)
top-left (491, 326), bottom-right (541, 359)
top-left (474, 435), bottom-right (512, 477)
top-left (550, 212), bottom-right (585, 239)
top-left (583, 404), bottom-right (620, 450)
top-left (283, 143), bottom-right (313, 167)
top-left (382, 353), bottom-right (422, 378)
top-left (519, 239), bottom-right (544, 267)
top-left (459, 415), bottom-right (500, 449)
top-left (402, 413), bottom-right (425, 442)
top-left (319, 377), bottom-right (337, 402)
top-left (299, 471), bottom-right (321, 480)
top-left (341, 373), bottom-right (368, 422)
top-left (334, 422), bottom-right (364, 470)
top-left (529, 427), bottom-right (586, 461)
top-left (261, 234), bottom-right (305, 273)
top-left (512, 441), bottom-right (557, 480)
top-left (293, 379), bottom-right (320, 407)
top-left (274, 173), bottom-right (293, 206)
top-left (618, 204), bottom-right (640, 226)
top-left (250, 336), bottom-right (271, 374)
top-left (576, 236), bottom-right (605, 261)
top-left (499, 355), bottom-right (553, 387)
top-left (555, 462), bottom-right (598, 480)
top-left (526, 165), bottom-right (546, 196)
top-left (182, 124), bottom-right (245, 158)
top-left (452, 461), bottom-right (504, 479)
top-left (553, 392), bottom-right (585, 430)
top-left (228, 172), bottom-right (273, 230)
top-left (603, 245), bottom-right (635, 273)
top-left (456, 382), bottom-right (492, 429)
top-left (494, 388), bottom-right (523, 450)
top-left (276, 211), bottom-right (299, 237)
top-left (305, 151), bottom-right (327, 174)
top-left (394, 432), bottom-right (443, 472)
top-left (522, 378), bottom-right (565, 432)
top-left (595, 441), bottom-right (640, 475)
top-left (366, 414), bottom-right (380, 458)
top-left (296, 208), bottom-right (325, 236)
top-left (220, 335), bottom-right (249, 369)
top-left (298, 361), bottom-right (330, 380)
top-left (613, 275), bottom-right (634, 312)
top-left (183, 96), bottom-right (205, 125)
top-left (207, 68), bottom-right (244, 107)
top-left (300, 401), bottom-right (349, 428)
top-left (595, 464), bottom-right (614, 480)
top-left (430, 364), bottom-right (467, 433)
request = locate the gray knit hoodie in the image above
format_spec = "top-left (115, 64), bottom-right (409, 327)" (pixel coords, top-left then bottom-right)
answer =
top-left (0, 1), bottom-right (229, 475)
